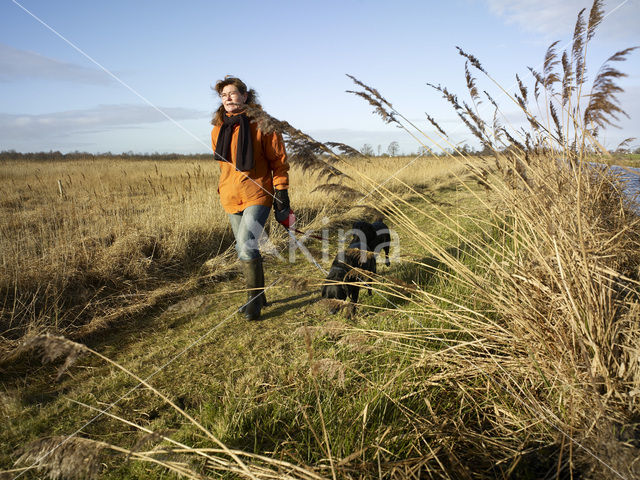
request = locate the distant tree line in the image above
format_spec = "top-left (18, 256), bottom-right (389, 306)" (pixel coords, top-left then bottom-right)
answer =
top-left (0, 150), bottom-right (212, 162)
top-left (359, 142), bottom-right (640, 158)
top-left (359, 141), bottom-right (492, 158)
top-left (360, 142), bottom-right (401, 157)
top-left (4, 142), bottom-right (637, 163)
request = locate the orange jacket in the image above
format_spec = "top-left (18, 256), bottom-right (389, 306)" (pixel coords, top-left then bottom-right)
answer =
top-left (211, 115), bottom-right (289, 214)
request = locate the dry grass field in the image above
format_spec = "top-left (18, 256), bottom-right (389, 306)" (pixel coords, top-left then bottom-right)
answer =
top-left (0, 154), bottom-right (466, 346)
top-left (3, 145), bottom-right (638, 479)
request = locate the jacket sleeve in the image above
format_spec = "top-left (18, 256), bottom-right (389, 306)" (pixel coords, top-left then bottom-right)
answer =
top-left (263, 131), bottom-right (289, 190)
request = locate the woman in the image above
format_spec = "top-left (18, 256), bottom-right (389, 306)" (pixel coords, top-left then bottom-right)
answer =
top-left (211, 76), bottom-right (290, 321)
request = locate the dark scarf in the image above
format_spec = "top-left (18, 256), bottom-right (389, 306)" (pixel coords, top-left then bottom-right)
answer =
top-left (214, 113), bottom-right (254, 171)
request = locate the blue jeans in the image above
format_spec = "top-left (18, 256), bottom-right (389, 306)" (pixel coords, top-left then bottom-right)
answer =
top-left (228, 205), bottom-right (271, 261)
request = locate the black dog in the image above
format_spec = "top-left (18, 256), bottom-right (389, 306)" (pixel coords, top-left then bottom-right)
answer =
top-left (322, 221), bottom-right (379, 313)
top-left (371, 219), bottom-right (391, 266)
top-left (322, 221), bottom-right (388, 314)
top-left (321, 220), bottom-right (391, 313)
top-left (350, 219), bottom-right (392, 267)
top-left (321, 245), bottom-right (377, 312)
top-left (346, 221), bottom-right (379, 293)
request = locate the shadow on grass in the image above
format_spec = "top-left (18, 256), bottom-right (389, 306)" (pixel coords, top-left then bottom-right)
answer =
top-left (260, 291), bottom-right (319, 321)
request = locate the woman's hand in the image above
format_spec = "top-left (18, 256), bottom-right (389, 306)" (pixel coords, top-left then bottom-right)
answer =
top-left (274, 189), bottom-right (290, 212)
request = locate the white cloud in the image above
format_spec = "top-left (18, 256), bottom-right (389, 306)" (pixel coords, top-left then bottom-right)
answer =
top-left (484, 0), bottom-right (640, 41)
top-left (0, 43), bottom-right (114, 84)
top-left (0, 104), bottom-right (209, 141)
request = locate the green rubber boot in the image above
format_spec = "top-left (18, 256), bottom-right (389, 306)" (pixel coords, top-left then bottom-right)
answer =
top-left (257, 258), bottom-right (268, 307)
top-left (241, 257), bottom-right (265, 321)
top-left (238, 258), bottom-right (268, 314)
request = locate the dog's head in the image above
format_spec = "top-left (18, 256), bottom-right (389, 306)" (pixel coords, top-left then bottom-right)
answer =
top-left (322, 261), bottom-right (350, 308)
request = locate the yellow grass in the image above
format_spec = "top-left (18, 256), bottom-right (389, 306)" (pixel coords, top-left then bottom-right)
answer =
top-left (0, 154), bottom-right (468, 343)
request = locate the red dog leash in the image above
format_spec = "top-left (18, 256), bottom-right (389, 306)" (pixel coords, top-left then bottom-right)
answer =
top-left (276, 209), bottom-right (323, 240)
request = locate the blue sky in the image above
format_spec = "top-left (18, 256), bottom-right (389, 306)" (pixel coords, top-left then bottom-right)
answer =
top-left (1, 0), bottom-right (638, 154)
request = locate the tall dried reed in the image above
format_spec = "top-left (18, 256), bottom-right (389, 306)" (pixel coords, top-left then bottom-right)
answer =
top-left (342, 0), bottom-right (640, 476)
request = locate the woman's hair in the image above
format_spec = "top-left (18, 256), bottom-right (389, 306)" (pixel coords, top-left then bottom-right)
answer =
top-left (211, 76), bottom-right (261, 125)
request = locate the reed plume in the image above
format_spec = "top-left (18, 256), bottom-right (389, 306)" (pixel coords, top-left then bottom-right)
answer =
top-left (21, 334), bottom-right (87, 380)
top-left (243, 104), bottom-right (347, 181)
top-left (455, 46), bottom-right (486, 74)
top-left (543, 40), bottom-right (561, 93)
top-left (427, 82), bottom-right (490, 150)
top-left (425, 113), bottom-right (447, 137)
top-left (549, 101), bottom-right (563, 144)
top-left (344, 89), bottom-right (397, 125)
top-left (15, 436), bottom-right (109, 480)
top-left (583, 47), bottom-right (639, 130)
top-left (515, 73), bottom-right (528, 110)
top-left (587, 0), bottom-right (604, 41)
top-left (311, 184), bottom-right (363, 201)
top-left (464, 62), bottom-right (481, 106)
top-left (561, 50), bottom-right (573, 105)
top-left (527, 66), bottom-right (545, 101)
top-left (572, 8), bottom-right (587, 88)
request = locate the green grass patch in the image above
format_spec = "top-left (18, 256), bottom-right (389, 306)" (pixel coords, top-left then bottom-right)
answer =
top-left (0, 177), bottom-right (565, 478)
